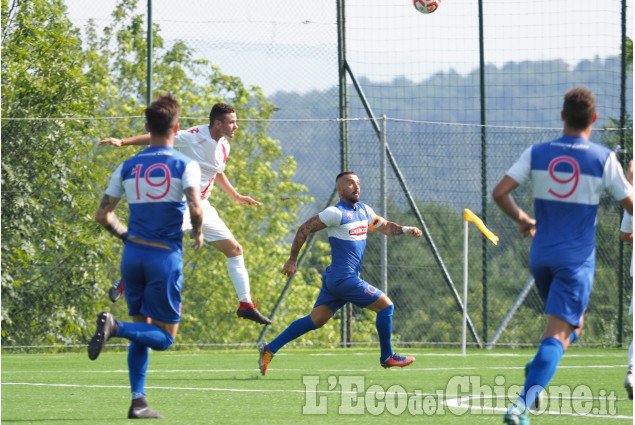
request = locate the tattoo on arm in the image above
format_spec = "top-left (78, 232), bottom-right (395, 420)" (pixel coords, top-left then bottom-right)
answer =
top-left (97, 195), bottom-right (128, 241)
top-left (184, 187), bottom-right (203, 231)
top-left (289, 215), bottom-right (326, 260)
top-left (382, 221), bottom-right (404, 236)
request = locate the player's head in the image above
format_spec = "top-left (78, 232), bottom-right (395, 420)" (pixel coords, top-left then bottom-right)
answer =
top-left (336, 171), bottom-right (361, 204)
top-left (145, 94), bottom-right (180, 136)
top-left (209, 103), bottom-right (238, 139)
top-left (561, 87), bottom-right (597, 131)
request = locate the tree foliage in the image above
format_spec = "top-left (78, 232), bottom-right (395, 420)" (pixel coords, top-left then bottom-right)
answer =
top-left (1, 0), bottom-right (110, 345)
top-left (2, 0), bottom-right (311, 346)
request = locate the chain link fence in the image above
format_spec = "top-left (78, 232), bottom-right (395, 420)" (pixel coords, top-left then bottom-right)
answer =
top-left (2, 0), bottom-right (632, 350)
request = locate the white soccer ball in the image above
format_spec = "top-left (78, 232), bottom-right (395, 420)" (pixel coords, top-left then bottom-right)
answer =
top-left (413, 0), bottom-right (441, 14)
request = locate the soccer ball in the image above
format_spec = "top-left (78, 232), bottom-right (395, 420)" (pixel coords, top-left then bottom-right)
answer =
top-left (413, 0), bottom-right (441, 14)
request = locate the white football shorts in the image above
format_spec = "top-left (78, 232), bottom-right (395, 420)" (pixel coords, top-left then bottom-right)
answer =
top-left (182, 198), bottom-right (234, 242)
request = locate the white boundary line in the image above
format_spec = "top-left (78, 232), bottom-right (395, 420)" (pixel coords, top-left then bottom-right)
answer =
top-left (3, 382), bottom-right (632, 421)
top-left (1, 364), bottom-right (627, 374)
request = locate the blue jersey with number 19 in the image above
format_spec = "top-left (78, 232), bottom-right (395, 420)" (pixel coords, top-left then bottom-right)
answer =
top-left (506, 135), bottom-right (631, 266)
top-left (105, 146), bottom-right (201, 251)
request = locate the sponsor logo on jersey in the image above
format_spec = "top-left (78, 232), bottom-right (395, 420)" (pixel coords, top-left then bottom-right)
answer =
top-left (349, 226), bottom-right (367, 236)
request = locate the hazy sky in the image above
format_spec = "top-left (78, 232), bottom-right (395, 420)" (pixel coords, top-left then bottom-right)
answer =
top-left (65, 0), bottom-right (632, 95)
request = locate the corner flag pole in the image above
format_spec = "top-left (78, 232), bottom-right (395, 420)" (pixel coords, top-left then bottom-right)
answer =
top-left (463, 209), bottom-right (499, 355)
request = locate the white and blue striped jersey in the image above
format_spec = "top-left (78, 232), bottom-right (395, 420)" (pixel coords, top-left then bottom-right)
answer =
top-left (318, 201), bottom-right (385, 277)
top-left (105, 146), bottom-right (201, 251)
top-left (506, 135), bottom-right (631, 266)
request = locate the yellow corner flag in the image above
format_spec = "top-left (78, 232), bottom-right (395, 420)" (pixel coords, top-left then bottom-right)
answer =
top-left (464, 209), bottom-right (499, 245)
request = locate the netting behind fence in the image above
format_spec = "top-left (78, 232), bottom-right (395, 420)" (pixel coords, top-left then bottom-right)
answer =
top-left (1, 0), bottom-right (632, 350)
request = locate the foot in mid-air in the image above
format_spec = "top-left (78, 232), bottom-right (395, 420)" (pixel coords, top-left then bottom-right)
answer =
top-left (524, 359), bottom-right (544, 411)
top-left (128, 397), bottom-right (164, 419)
top-left (625, 370), bottom-right (633, 400)
top-left (503, 401), bottom-right (529, 425)
top-left (237, 302), bottom-right (272, 325)
top-left (380, 353), bottom-right (415, 369)
top-left (258, 342), bottom-right (274, 376)
top-left (88, 311), bottom-right (118, 360)
top-left (109, 279), bottom-right (123, 303)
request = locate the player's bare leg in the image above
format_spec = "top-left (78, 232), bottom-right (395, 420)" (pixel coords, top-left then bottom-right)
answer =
top-left (211, 238), bottom-right (271, 325)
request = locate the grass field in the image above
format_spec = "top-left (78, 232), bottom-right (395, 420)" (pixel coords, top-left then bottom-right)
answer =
top-left (2, 346), bottom-right (633, 424)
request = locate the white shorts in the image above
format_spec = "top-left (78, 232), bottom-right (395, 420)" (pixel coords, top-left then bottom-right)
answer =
top-left (182, 199), bottom-right (234, 242)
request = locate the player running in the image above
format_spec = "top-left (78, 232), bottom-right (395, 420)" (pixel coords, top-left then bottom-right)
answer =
top-left (492, 88), bottom-right (633, 425)
top-left (99, 103), bottom-right (271, 325)
top-left (89, 94), bottom-right (204, 418)
top-left (258, 171), bottom-right (422, 375)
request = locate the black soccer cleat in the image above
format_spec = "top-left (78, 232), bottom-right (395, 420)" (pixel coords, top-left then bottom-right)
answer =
top-left (236, 303), bottom-right (272, 325)
top-left (88, 311), bottom-right (118, 360)
top-left (128, 405), bottom-right (164, 419)
top-left (109, 279), bottom-right (123, 303)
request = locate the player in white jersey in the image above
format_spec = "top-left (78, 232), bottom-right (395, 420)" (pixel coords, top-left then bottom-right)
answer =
top-left (493, 88), bottom-right (633, 425)
top-left (99, 103), bottom-right (271, 325)
top-left (89, 95), bottom-right (204, 418)
top-left (258, 172), bottom-right (422, 375)
top-left (620, 159), bottom-right (633, 399)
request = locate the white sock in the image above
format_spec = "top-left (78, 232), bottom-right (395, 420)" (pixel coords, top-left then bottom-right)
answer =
top-left (629, 341), bottom-right (633, 372)
top-left (226, 255), bottom-right (252, 303)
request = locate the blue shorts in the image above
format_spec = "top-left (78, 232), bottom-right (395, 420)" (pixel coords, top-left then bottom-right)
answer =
top-left (314, 272), bottom-right (383, 314)
top-left (531, 252), bottom-right (595, 328)
top-left (121, 241), bottom-right (183, 324)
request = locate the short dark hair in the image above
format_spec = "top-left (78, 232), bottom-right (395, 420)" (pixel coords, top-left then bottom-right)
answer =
top-left (336, 171), bottom-right (356, 183)
top-left (562, 88), bottom-right (596, 131)
top-left (209, 103), bottom-right (235, 124)
top-left (145, 94), bottom-right (180, 135)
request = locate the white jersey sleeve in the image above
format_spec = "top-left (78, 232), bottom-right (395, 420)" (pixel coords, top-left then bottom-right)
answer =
top-left (602, 152), bottom-right (632, 201)
top-left (319, 206), bottom-right (343, 227)
top-left (104, 164), bottom-right (124, 199)
top-left (182, 160), bottom-right (201, 192)
top-left (505, 146), bottom-right (532, 185)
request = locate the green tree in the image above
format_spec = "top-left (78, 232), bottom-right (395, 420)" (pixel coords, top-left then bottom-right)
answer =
top-left (82, 0), bottom-right (314, 344)
top-left (1, 0), bottom-right (112, 345)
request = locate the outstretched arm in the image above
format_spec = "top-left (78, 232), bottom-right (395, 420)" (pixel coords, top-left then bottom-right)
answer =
top-left (95, 194), bottom-right (128, 241)
top-left (214, 172), bottom-right (261, 205)
top-left (98, 134), bottom-right (151, 147)
top-left (492, 175), bottom-right (536, 237)
top-left (281, 215), bottom-right (327, 278)
top-left (375, 220), bottom-right (422, 237)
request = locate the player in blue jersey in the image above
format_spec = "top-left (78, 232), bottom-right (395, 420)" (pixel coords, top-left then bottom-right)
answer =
top-left (88, 94), bottom-right (204, 419)
top-left (258, 171), bottom-right (423, 375)
top-left (99, 104), bottom-right (270, 325)
top-left (492, 88), bottom-right (633, 425)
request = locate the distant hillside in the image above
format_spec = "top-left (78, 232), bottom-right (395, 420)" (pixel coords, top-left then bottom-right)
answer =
top-left (264, 57), bottom-right (633, 215)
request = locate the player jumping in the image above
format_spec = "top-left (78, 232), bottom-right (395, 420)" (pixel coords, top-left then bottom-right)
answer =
top-left (99, 103), bottom-right (271, 325)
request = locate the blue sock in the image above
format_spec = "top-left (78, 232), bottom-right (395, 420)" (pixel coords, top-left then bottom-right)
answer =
top-left (520, 337), bottom-right (564, 409)
top-left (116, 321), bottom-right (175, 351)
top-left (376, 304), bottom-right (394, 362)
top-left (128, 341), bottom-right (149, 399)
top-left (269, 315), bottom-right (317, 354)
